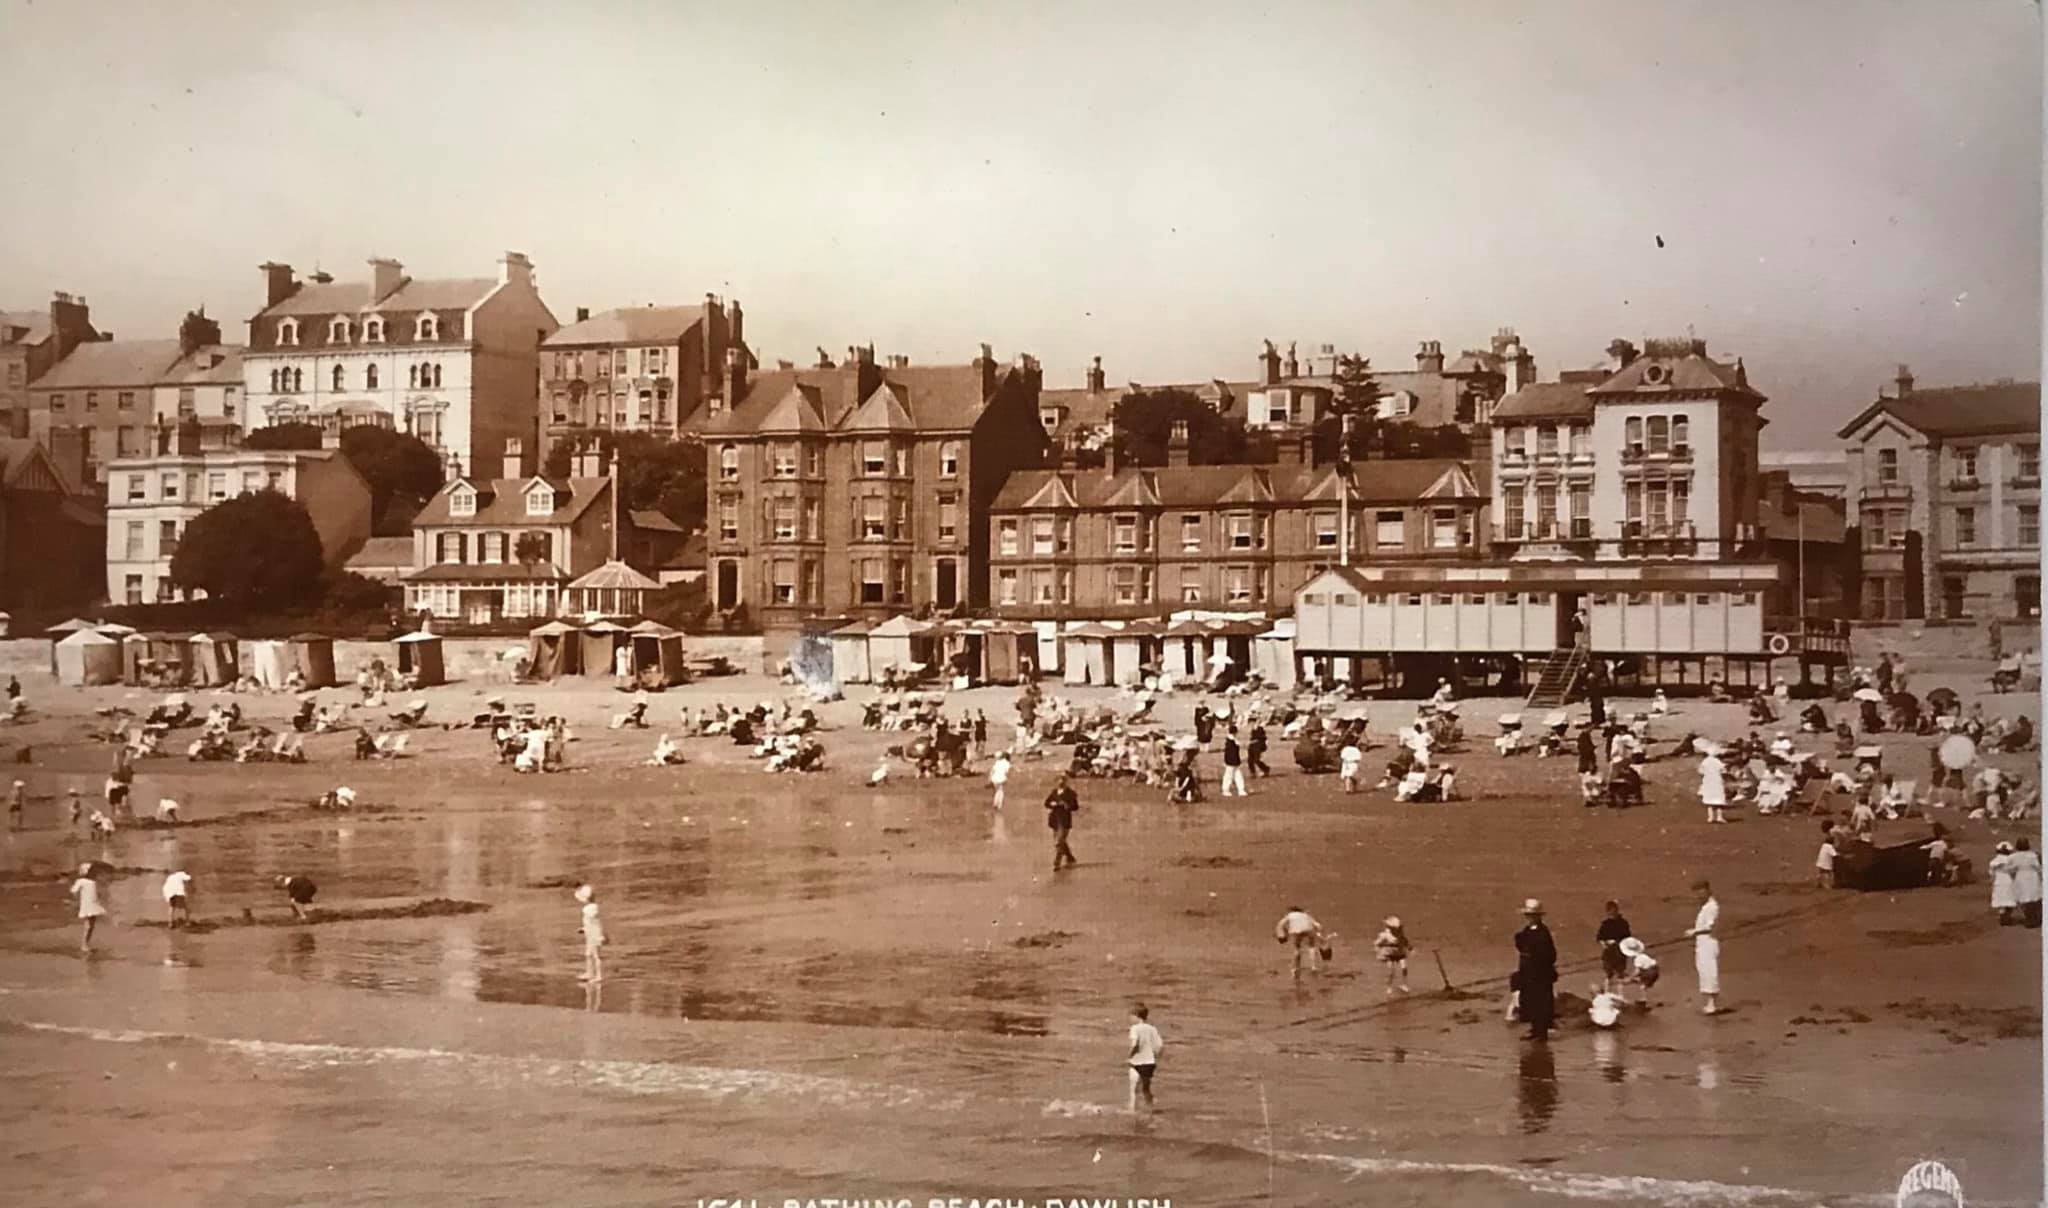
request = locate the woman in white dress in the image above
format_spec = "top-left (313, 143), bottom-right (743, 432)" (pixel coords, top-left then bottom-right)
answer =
top-left (1685, 880), bottom-right (1721, 1015)
top-left (69, 863), bottom-right (107, 952)
top-left (1989, 841), bottom-right (2018, 924)
top-left (1698, 747), bottom-right (1728, 825)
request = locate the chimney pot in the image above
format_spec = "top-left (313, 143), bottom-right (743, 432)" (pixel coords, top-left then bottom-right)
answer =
top-left (1167, 419), bottom-right (1191, 467)
top-left (575, 307), bottom-right (590, 323)
top-left (1894, 364), bottom-right (1914, 396)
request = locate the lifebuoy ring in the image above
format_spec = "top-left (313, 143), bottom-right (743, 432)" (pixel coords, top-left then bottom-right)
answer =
top-left (1766, 634), bottom-right (1792, 655)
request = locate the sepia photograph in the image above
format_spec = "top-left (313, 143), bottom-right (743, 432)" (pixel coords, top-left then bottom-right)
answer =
top-left (0, 2), bottom-right (2041, 1205)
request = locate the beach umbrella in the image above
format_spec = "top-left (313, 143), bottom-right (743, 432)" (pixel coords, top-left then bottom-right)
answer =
top-left (1852, 688), bottom-right (1884, 703)
top-left (1336, 704), bottom-right (1371, 721)
top-left (1212, 700), bottom-right (1233, 719)
top-left (1173, 735), bottom-right (1201, 751)
top-left (1926, 687), bottom-right (1960, 712)
top-left (1938, 734), bottom-right (1977, 771)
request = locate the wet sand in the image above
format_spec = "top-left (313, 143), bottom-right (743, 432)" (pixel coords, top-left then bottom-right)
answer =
top-left (0, 662), bottom-right (2039, 1206)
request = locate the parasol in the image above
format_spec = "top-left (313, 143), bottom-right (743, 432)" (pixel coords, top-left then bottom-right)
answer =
top-left (1173, 735), bottom-right (1201, 751)
top-left (1852, 688), bottom-right (1884, 703)
top-left (1938, 734), bottom-right (1977, 771)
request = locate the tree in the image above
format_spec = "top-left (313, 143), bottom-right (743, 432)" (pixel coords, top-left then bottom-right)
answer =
top-left (1312, 353), bottom-right (1384, 465)
top-left (1110, 389), bottom-right (1251, 466)
top-left (338, 427), bottom-right (442, 536)
top-left (543, 430), bottom-right (706, 532)
top-left (169, 490), bottom-right (325, 610)
top-left (243, 422), bottom-right (323, 451)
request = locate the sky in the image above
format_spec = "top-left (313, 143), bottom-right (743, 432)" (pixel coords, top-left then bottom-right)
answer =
top-left (0, 0), bottom-right (2039, 448)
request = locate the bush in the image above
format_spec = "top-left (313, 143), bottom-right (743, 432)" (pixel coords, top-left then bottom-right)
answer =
top-left (169, 490), bottom-right (325, 610)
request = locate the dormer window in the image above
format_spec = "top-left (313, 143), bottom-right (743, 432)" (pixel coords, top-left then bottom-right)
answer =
top-left (525, 484), bottom-right (554, 516)
top-left (449, 486), bottom-right (476, 518)
top-left (330, 317), bottom-right (351, 343)
top-left (277, 318), bottom-right (299, 346)
top-left (416, 313), bottom-right (439, 341)
top-left (364, 317), bottom-right (385, 343)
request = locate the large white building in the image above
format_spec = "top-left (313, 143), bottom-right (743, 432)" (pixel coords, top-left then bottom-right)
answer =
top-left (1489, 337), bottom-right (1765, 561)
top-left (103, 440), bottom-right (372, 604)
top-left (242, 254), bottom-right (558, 476)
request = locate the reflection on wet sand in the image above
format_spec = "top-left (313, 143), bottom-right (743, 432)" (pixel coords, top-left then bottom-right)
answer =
top-left (1516, 1043), bottom-right (1559, 1135)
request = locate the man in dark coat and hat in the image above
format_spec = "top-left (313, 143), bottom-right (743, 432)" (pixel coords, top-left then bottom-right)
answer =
top-left (1514, 898), bottom-right (1559, 1041)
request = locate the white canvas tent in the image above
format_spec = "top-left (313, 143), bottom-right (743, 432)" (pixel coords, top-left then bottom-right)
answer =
top-left (55, 628), bottom-right (122, 686)
top-left (866, 615), bottom-right (937, 678)
top-left (830, 620), bottom-right (873, 685)
top-left (1254, 619), bottom-right (1298, 691)
top-left (1061, 623), bottom-right (1114, 685)
top-left (249, 640), bottom-right (293, 689)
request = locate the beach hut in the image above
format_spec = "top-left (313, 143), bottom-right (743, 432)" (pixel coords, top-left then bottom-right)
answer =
top-left (525, 620), bottom-right (582, 680)
top-left (979, 623), bottom-right (1033, 685)
top-left (1061, 623), bottom-right (1115, 686)
top-left (1107, 621), bottom-right (1163, 687)
top-left (0, 610), bottom-right (9, 638)
top-left (395, 631), bottom-right (446, 687)
top-left (829, 620), bottom-right (873, 686)
top-left (1162, 619), bottom-right (1216, 680)
top-left (866, 615), bottom-right (938, 679)
top-left (1254, 619), bottom-right (1298, 691)
top-left (628, 620), bottom-right (686, 688)
top-left (44, 617), bottom-right (96, 672)
top-left (95, 621), bottom-right (136, 638)
top-left (249, 639), bottom-right (293, 689)
top-left (143, 632), bottom-right (193, 685)
top-left (188, 632), bottom-right (240, 687)
top-left (578, 621), bottom-right (631, 679)
top-left (54, 629), bottom-right (122, 686)
top-left (289, 634), bottom-right (337, 688)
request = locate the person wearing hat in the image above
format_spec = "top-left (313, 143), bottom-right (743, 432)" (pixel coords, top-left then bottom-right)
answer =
top-left (1513, 899), bottom-right (1558, 1040)
top-left (1685, 880), bottom-right (1722, 1014)
top-left (1617, 936), bottom-right (1659, 1007)
top-left (1698, 743), bottom-right (1728, 825)
top-left (275, 874), bottom-right (318, 922)
top-left (69, 863), bottom-right (107, 952)
top-left (1044, 773), bottom-right (1080, 871)
top-left (1373, 916), bottom-right (1412, 995)
top-left (1595, 900), bottom-right (1633, 997)
top-left (575, 884), bottom-right (607, 982)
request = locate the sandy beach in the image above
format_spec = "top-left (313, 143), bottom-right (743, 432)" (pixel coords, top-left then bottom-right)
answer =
top-left (0, 652), bottom-right (2038, 1207)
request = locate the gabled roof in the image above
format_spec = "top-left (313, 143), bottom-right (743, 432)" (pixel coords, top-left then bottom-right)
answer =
top-left (841, 383), bottom-right (917, 432)
top-left (629, 509), bottom-right (685, 534)
top-left (756, 384), bottom-right (828, 433)
top-left (402, 562), bottom-right (568, 583)
top-left (165, 345), bottom-right (244, 386)
top-left (569, 559), bottom-right (662, 592)
top-left (543, 305), bottom-right (703, 347)
top-left (412, 477), bottom-right (610, 527)
top-left (34, 339), bottom-right (184, 389)
top-left (1835, 382), bottom-right (2041, 441)
top-left (1493, 381), bottom-right (1594, 422)
top-left (1587, 344), bottom-right (1762, 402)
top-left (0, 437), bottom-right (83, 495)
top-left (345, 536), bottom-right (415, 569)
top-left (257, 277), bottom-right (497, 320)
top-left (991, 458), bottom-right (1477, 510)
top-left (0, 310), bottom-right (51, 345)
top-left (708, 362), bottom-right (1001, 436)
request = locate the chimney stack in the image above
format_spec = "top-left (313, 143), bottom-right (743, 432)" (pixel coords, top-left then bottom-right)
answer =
top-left (1606, 339), bottom-right (1639, 373)
top-left (1276, 432), bottom-right (1307, 465)
top-left (1416, 340), bottom-right (1444, 374)
top-left (1167, 419), bottom-right (1191, 467)
top-left (497, 251), bottom-right (533, 288)
top-left (726, 297), bottom-right (743, 346)
top-left (1086, 355), bottom-right (1105, 393)
top-left (1283, 342), bottom-right (1299, 380)
top-left (503, 437), bottom-right (525, 481)
top-left (259, 262), bottom-right (298, 309)
top-left (1104, 414), bottom-right (1119, 475)
top-left (975, 342), bottom-right (996, 398)
top-left (1894, 364), bottom-right (1915, 397)
top-left (1259, 340), bottom-right (1281, 386)
top-left (369, 258), bottom-right (404, 300)
top-left (723, 346), bottom-right (748, 414)
top-left (575, 306), bottom-right (590, 323)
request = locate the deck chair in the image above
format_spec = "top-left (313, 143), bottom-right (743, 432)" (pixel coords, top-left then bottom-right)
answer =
top-left (374, 733), bottom-right (410, 759)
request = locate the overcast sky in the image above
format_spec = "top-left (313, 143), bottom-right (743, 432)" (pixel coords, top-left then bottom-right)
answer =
top-left (1, 0), bottom-right (2038, 447)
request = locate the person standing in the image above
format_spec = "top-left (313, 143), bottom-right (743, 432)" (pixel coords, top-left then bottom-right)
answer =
top-left (1126, 1003), bottom-right (1163, 1113)
top-left (575, 883), bottom-right (607, 982)
top-left (1193, 705), bottom-right (1215, 748)
top-left (988, 750), bottom-right (1012, 812)
top-left (1687, 880), bottom-right (1722, 1014)
top-left (1339, 740), bottom-right (1363, 793)
top-left (973, 711), bottom-right (988, 758)
top-left (162, 869), bottom-right (193, 928)
top-left (1698, 744), bottom-right (1728, 825)
top-left (70, 863), bottom-right (106, 952)
top-left (1595, 900), bottom-right (1632, 997)
top-left (1045, 773), bottom-right (1079, 871)
top-left (1514, 899), bottom-right (1558, 1040)
top-left (1374, 916), bottom-right (1412, 995)
top-left (1247, 724), bottom-right (1270, 779)
top-left (1220, 728), bottom-right (1248, 798)
top-left (2011, 838), bottom-right (2043, 929)
top-left (8, 778), bottom-right (24, 830)
top-left (1989, 841), bottom-right (2019, 924)
top-left (1275, 905), bottom-right (1326, 979)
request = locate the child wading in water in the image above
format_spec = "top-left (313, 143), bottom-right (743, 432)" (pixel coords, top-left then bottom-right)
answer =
top-left (1126, 1003), bottom-right (1163, 1113)
top-left (576, 884), bottom-right (607, 982)
top-left (1374, 916), bottom-right (1412, 994)
top-left (69, 863), bottom-right (106, 951)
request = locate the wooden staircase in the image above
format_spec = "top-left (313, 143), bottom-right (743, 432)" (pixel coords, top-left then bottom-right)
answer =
top-left (1525, 647), bottom-right (1588, 710)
